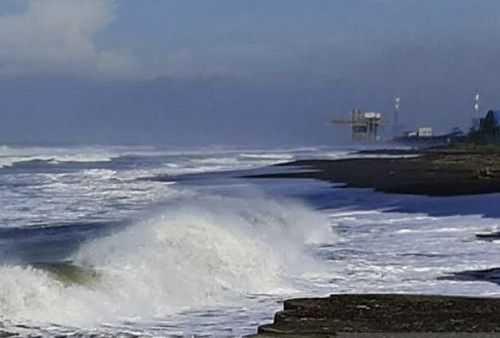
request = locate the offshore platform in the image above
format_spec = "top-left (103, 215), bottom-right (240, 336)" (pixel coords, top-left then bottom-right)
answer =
top-left (329, 110), bottom-right (384, 141)
top-left (330, 94), bottom-right (475, 144)
top-left (330, 96), bottom-right (401, 142)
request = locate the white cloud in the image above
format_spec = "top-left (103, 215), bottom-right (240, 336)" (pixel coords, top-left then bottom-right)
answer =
top-left (0, 0), bottom-right (138, 79)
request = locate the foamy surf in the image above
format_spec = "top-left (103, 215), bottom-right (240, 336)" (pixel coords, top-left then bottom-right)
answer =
top-left (0, 194), bottom-right (335, 332)
top-left (4, 144), bottom-right (500, 336)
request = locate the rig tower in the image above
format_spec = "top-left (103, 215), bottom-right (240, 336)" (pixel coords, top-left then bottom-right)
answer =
top-left (330, 110), bottom-right (383, 141)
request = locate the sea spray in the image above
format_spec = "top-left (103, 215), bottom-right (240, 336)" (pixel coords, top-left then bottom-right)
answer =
top-left (73, 195), bottom-right (335, 314)
top-left (0, 265), bottom-right (105, 325)
top-left (0, 194), bottom-right (335, 327)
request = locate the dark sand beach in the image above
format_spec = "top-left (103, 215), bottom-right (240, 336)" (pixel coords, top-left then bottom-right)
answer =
top-left (249, 145), bottom-right (500, 196)
top-left (246, 145), bottom-right (500, 337)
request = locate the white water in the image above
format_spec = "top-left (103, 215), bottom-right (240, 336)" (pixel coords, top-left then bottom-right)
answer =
top-left (0, 145), bottom-right (119, 168)
top-left (1, 144), bottom-right (500, 336)
top-left (0, 194), bottom-right (334, 332)
top-left (0, 144), bottom-right (348, 227)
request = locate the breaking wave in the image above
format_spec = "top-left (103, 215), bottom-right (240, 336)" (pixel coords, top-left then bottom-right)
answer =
top-left (0, 195), bottom-right (334, 327)
top-left (0, 145), bottom-right (117, 169)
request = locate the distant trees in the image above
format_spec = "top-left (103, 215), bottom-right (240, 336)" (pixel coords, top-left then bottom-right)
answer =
top-left (469, 111), bottom-right (500, 144)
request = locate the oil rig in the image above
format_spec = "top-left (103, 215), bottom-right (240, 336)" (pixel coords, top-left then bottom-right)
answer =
top-left (330, 110), bottom-right (384, 141)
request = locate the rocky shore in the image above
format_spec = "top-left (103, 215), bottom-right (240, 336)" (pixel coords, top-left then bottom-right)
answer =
top-left (250, 145), bottom-right (500, 196)
top-left (246, 294), bottom-right (500, 337)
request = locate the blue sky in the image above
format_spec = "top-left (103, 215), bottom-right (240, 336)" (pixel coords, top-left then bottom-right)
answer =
top-left (0, 0), bottom-right (499, 145)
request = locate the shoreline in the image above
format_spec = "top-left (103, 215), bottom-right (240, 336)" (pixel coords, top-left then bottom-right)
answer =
top-left (248, 145), bottom-right (500, 196)
top-left (246, 144), bottom-right (500, 336)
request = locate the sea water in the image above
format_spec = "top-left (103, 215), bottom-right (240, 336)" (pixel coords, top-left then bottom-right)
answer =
top-left (0, 144), bottom-right (499, 337)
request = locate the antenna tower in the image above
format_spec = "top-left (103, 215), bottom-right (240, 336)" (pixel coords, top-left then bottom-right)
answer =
top-left (474, 91), bottom-right (480, 116)
top-left (393, 95), bottom-right (401, 135)
top-left (470, 90), bottom-right (481, 131)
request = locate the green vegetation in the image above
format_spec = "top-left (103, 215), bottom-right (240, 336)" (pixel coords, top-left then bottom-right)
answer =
top-left (468, 112), bottom-right (500, 145)
top-left (473, 167), bottom-right (494, 180)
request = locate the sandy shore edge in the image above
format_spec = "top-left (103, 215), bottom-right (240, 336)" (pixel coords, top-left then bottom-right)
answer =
top-left (247, 145), bottom-right (500, 196)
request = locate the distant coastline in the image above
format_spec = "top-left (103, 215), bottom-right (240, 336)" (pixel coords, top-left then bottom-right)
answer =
top-left (248, 144), bottom-right (500, 196)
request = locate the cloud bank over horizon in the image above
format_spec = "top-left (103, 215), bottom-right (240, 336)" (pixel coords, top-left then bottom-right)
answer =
top-left (0, 0), bottom-right (500, 145)
top-left (0, 0), bottom-right (140, 79)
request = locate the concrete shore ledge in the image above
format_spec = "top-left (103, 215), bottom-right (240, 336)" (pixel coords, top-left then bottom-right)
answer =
top-left (246, 294), bottom-right (500, 337)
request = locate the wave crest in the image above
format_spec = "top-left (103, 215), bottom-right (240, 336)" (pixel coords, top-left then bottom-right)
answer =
top-left (0, 195), bottom-right (335, 326)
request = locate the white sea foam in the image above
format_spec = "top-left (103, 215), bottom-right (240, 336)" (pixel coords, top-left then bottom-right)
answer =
top-left (5, 144), bottom-right (500, 336)
top-left (0, 169), bottom-right (182, 227)
top-left (238, 153), bottom-right (295, 160)
top-left (0, 195), bottom-right (335, 327)
top-left (162, 153), bottom-right (295, 176)
top-left (396, 227), bottom-right (471, 234)
top-left (0, 266), bottom-right (103, 325)
top-left (318, 198), bottom-right (500, 297)
top-left (0, 145), bottom-right (121, 168)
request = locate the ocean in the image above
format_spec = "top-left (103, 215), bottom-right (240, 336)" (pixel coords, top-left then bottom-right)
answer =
top-left (0, 144), bottom-right (499, 337)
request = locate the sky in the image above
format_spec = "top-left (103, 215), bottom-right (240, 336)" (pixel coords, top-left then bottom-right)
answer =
top-left (0, 0), bottom-right (499, 146)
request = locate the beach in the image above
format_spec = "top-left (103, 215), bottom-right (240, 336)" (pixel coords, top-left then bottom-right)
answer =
top-left (250, 145), bottom-right (500, 196)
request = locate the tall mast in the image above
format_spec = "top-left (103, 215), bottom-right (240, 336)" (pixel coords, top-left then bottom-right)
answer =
top-left (471, 90), bottom-right (481, 130)
top-left (474, 91), bottom-right (480, 117)
top-left (393, 95), bottom-right (400, 135)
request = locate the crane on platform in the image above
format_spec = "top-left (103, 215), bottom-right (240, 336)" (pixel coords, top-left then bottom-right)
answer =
top-left (329, 109), bottom-right (384, 141)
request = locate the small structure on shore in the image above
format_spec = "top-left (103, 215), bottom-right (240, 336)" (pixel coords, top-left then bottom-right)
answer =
top-left (330, 110), bottom-right (384, 141)
top-left (405, 126), bottom-right (433, 138)
top-left (392, 127), bottom-right (465, 147)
